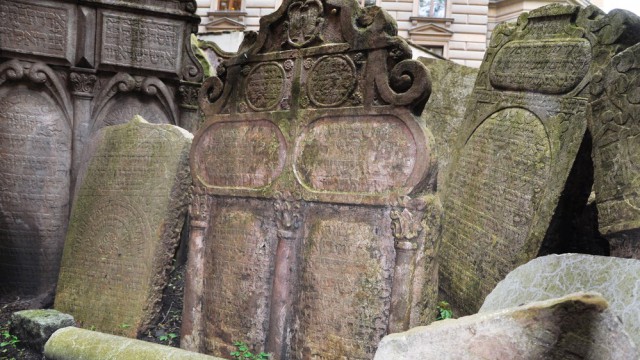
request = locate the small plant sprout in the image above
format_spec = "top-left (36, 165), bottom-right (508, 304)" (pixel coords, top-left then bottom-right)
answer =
top-left (436, 301), bottom-right (453, 320)
top-left (230, 341), bottom-right (270, 360)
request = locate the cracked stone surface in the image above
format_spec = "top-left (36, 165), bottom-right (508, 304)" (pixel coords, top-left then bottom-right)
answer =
top-left (374, 292), bottom-right (638, 359)
top-left (44, 327), bottom-right (224, 360)
top-left (480, 253), bottom-right (640, 347)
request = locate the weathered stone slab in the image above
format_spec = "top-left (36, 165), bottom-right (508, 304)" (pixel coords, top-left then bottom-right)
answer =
top-left (438, 4), bottom-right (634, 315)
top-left (418, 57), bottom-right (477, 190)
top-left (0, 0), bottom-right (76, 63)
top-left (45, 327), bottom-right (224, 360)
top-left (480, 253), bottom-right (640, 347)
top-left (589, 11), bottom-right (640, 257)
top-left (183, 0), bottom-right (440, 358)
top-left (97, 9), bottom-right (185, 74)
top-left (11, 309), bottom-right (75, 351)
top-left (375, 293), bottom-right (638, 360)
top-left (0, 61), bottom-right (73, 299)
top-left (55, 116), bottom-right (192, 338)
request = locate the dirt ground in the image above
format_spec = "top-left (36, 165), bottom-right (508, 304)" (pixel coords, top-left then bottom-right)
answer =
top-left (0, 262), bottom-right (185, 360)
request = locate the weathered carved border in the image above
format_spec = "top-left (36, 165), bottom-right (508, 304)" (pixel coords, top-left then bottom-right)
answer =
top-left (0, 60), bottom-right (73, 127)
top-left (91, 72), bottom-right (179, 129)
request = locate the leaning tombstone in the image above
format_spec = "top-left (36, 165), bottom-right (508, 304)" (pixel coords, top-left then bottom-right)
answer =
top-left (0, 0), bottom-right (203, 304)
top-left (589, 10), bottom-right (640, 258)
top-left (182, 0), bottom-right (440, 358)
top-left (437, 4), bottom-right (639, 315)
top-left (54, 116), bottom-right (192, 337)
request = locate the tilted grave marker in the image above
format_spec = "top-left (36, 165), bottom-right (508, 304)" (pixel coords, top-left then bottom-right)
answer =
top-left (438, 4), bottom-right (640, 315)
top-left (55, 116), bottom-right (192, 337)
top-left (183, 0), bottom-right (440, 358)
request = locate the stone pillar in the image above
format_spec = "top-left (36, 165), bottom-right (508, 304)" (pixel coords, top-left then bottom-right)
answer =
top-left (68, 70), bottom-right (97, 196)
top-left (178, 81), bottom-right (202, 133)
top-left (181, 190), bottom-right (210, 352)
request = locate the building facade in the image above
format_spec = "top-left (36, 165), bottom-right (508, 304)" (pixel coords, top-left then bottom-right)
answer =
top-left (196, 0), bottom-right (602, 67)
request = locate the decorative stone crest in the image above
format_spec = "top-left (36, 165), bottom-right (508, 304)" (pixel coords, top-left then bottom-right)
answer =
top-left (307, 55), bottom-right (356, 107)
top-left (285, 0), bottom-right (324, 48)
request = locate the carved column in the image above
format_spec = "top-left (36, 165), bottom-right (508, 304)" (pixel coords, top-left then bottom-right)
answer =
top-left (69, 70), bottom-right (97, 196)
top-left (388, 198), bottom-right (425, 333)
top-left (267, 193), bottom-right (303, 359)
top-left (181, 190), bottom-right (210, 352)
top-left (178, 81), bottom-right (201, 133)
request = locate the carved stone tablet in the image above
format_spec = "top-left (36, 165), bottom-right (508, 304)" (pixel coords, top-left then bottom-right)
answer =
top-left (55, 116), bottom-right (192, 337)
top-left (0, 0), bottom-right (75, 62)
top-left (438, 4), bottom-right (628, 315)
top-left (184, 0), bottom-right (437, 358)
top-left (0, 84), bottom-right (71, 298)
top-left (98, 10), bottom-right (184, 73)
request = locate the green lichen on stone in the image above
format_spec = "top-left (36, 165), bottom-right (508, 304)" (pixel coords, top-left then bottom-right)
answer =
top-left (192, 35), bottom-right (213, 78)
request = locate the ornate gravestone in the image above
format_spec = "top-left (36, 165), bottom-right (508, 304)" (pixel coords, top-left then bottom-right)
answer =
top-left (0, 0), bottom-right (203, 302)
top-left (588, 10), bottom-right (640, 258)
top-left (54, 116), bottom-right (192, 337)
top-left (183, 1), bottom-right (439, 358)
top-left (437, 4), bottom-right (636, 315)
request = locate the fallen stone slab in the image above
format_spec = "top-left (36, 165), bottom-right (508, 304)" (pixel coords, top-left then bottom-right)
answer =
top-left (10, 309), bottom-right (75, 351)
top-left (374, 293), bottom-right (638, 360)
top-left (44, 327), bottom-right (225, 360)
top-left (480, 254), bottom-right (640, 347)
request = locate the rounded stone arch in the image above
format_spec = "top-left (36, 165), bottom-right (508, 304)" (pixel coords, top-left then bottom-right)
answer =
top-left (92, 94), bottom-right (172, 132)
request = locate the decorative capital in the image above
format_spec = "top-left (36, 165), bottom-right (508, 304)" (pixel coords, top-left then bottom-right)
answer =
top-left (390, 208), bottom-right (423, 243)
top-left (189, 190), bottom-right (210, 228)
top-left (274, 192), bottom-right (302, 239)
top-left (70, 72), bottom-right (97, 95)
top-left (178, 83), bottom-right (200, 109)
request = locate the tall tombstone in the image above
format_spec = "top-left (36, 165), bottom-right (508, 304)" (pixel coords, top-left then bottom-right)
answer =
top-left (0, 0), bottom-right (203, 303)
top-left (55, 116), bottom-right (192, 337)
top-left (183, 1), bottom-right (440, 358)
top-left (589, 10), bottom-right (640, 258)
top-left (437, 4), bottom-right (632, 315)
top-left (0, 61), bottom-right (73, 299)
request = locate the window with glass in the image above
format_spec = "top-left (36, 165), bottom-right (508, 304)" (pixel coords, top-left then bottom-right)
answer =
top-left (418, 0), bottom-right (445, 17)
top-left (218, 0), bottom-right (242, 11)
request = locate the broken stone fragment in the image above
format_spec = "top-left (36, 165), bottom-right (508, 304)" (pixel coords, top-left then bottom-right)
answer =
top-left (44, 327), bottom-right (225, 360)
top-left (374, 293), bottom-right (638, 360)
top-left (10, 309), bottom-right (75, 351)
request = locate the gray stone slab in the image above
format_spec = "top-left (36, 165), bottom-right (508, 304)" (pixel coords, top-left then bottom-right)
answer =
top-left (55, 116), bottom-right (192, 338)
top-left (11, 309), bottom-right (75, 351)
top-left (375, 293), bottom-right (638, 360)
top-left (480, 253), bottom-right (640, 347)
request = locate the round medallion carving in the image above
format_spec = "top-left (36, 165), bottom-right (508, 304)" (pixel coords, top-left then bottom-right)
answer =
top-left (307, 55), bottom-right (356, 107)
top-left (245, 62), bottom-right (285, 111)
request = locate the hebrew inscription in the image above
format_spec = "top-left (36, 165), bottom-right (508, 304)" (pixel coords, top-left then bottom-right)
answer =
top-left (203, 204), bottom-right (275, 354)
top-left (295, 116), bottom-right (416, 194)
top-left (100, 12), bottom-right (183, 73)
top-left (245, 63), bottom-right (285, 111)
top-left (55, 118), bottom-right (191, 337)
top-left (307, 55), bottom-right (356, 107)
top-left (295, 216), bottom-right (393, 359)
top-left (0, 0), bottom-right (70, 59)
top-left (192, 121), bottom-right (286, 189)
top-left (0, 86), bottom-right (70, 297)
top-left (440, 108), bottom-right (551, 312)
top-left (490, 40), bottom-right (591, 94)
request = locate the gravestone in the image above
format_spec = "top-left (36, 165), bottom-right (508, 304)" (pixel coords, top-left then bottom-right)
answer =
top-left (183, 0), bottom-right (440, 358)
top-left (0, 0), bottom-right (203, 302)
top-left (437, 4), bottom-right (636, 315)
top-left (54, 116), bottom-right (192, 337)
top-left (589, 10), bottom-right (640, 258)
top-left (418, 57), bottom-right (477, 189)
top-left (375, 293), bottom-right (639, 360)
top-left (480, 254), bottom-right (640, 347)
